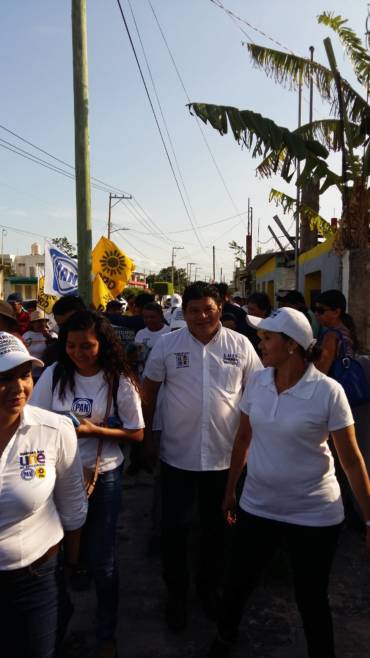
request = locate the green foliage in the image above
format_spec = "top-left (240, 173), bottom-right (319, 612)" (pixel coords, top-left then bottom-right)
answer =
top-left (146, 266), bottom-right (188, 293)
top-left (51, 237), bottom-right (76, 258)
top-left (229, 240), bottom-right (246, 266)
top-left (318, 12), bottom-right (370, 88)
top-left (269, 188), bottom-right (333, 239)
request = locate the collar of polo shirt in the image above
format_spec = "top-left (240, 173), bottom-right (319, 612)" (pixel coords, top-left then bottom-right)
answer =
top-left (260, 363), bottom-right (318, 400)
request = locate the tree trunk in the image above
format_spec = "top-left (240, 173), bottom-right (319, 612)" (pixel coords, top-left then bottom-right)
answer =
top-left (300, 181), bottom-right (319, 252)
top-left (347, 248), bottom-right (370, 351)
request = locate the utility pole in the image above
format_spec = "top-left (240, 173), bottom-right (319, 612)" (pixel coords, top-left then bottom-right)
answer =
top-left (220, 267), bottom-right (223, 282)
top-left (108, 192), bottom-right (132, 239)
top-left (1, 229), bottom-right (7, 267)
top-left (295, 78), bottom-right (302, 289)
top-left (171, 246), bottom-right (184, 288)
top-left (212, 245), bottom-right (216, 282)
top-left (72, 0), bottom-right (92, 305)
top-left (187, 261), bottom-right (196, 283)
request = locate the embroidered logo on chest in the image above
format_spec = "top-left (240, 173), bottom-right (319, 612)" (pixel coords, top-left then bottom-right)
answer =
top-left (174, 352), bottom-right (190, 368)
top-left (223, 353), bottom-right (240, 366)
top-left (71, 397), bottom-right (93, 417)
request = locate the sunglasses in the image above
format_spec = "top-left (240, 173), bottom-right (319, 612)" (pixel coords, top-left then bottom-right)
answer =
top-left (315, 305), bottom-right (330, 315)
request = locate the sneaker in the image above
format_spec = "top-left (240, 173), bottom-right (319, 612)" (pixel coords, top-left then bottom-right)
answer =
top-left (206, 637), bottom-right (233, 658)
top-left (165, 594), bottom-right (187, 632)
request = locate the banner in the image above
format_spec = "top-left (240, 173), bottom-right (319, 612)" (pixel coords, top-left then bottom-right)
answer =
top-left (92, 236), bottom-right (135, 298)
top-left (44, 241), bottom-right (79, 296)
top-left (92, 273), bottom-right (114, 311)
top-left (37, 276), bottom-right (58, 314)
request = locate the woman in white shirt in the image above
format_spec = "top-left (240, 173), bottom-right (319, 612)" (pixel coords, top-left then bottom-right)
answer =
top-left (208, 308), bottom-right (370, 658)
top-left (32, 310), bottom-right (145, 658)
top-left (0, 332), bottom-right (87, 658)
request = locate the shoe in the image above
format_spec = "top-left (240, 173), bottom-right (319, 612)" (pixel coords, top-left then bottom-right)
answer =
top-left (165, 594), bottom-right (187, 632)
top-left (206, 637), bottom-right (233, 658)
top-left (96, 641), bottom-right (117, 658)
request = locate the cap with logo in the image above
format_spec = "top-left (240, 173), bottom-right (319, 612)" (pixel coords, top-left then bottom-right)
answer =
top-left (246, 307), bottom-right (314, 350)
top-left (0, 332), bottom-right (44, 373)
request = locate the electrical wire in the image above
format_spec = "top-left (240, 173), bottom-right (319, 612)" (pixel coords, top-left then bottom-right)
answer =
top-left (115, 0), bottom-right (206, 253)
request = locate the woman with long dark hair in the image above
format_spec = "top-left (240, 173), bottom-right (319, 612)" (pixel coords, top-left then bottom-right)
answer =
top-left (31, 310), bottom-right (144, 658)
top-left (314, 289), bottom-right (358, 374)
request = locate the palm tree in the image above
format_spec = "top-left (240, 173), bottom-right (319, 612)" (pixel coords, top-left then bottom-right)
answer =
top-left (189, 12), bottom-right (370, 346)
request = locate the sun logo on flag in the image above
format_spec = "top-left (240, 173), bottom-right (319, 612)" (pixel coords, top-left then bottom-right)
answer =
top-left (99, 249), bottom-right (126, 276)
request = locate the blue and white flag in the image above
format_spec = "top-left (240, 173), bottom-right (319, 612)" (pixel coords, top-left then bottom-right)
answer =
top-left (44, 241), bottom-right (79, 296)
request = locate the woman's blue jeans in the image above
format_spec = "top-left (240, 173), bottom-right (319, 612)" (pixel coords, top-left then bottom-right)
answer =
top-left (0, 554), bottom-right (71, 658)
top-left (81, 463), bottom-right (123, 647)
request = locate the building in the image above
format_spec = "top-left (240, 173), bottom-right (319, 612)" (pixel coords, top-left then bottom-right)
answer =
top-left (239, 251), bottom-right (295, 306)
top-left (4, 243), bottom-right (44, 300)
top-left (127, 272), bottom-right (148, 289)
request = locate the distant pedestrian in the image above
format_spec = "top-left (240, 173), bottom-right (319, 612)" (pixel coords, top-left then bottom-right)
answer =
top-left (23, 310), bottom-right (58, 381)
top-left (314, 290), bottom-right (357, 374)
top-left (52, 294), bottom-right (86, 329)
top-left (245, 292), bottom-right (272, 352)
top-left (208, 308), bottom-right (370, 658)
top-left (7, 292), bottom-right (30, 334)
top-left (0, 300), bottom-right (23, 341)
top-left (143, 282), bottom-right (262, 632)
top-left (277, 289), bottom-right (319, 336)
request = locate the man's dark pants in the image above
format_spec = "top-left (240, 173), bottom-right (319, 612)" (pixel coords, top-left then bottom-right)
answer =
top-left (160, 461), bottom-right (229, 601)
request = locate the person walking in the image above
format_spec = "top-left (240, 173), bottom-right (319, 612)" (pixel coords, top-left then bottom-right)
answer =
top-left (314, 289), bottom-right (357, 374)
top-left (0, 332), bottom-right (87, 658)
top-left (143, 282), bottom-right (262, 631)
top-left (208, 307), bottom-right (370, 658)
top-left (7, 292), bottom-right (30, 334)
top-left (23, 310), bottom-right (58, 381)
top-left (0, 300), bottom-right (24, 341)
top-left (31, 310), bottom-right (145, 658)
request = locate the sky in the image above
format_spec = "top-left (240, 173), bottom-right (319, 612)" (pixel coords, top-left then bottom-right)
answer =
top-left (0, 0), bottom-right (367, 282)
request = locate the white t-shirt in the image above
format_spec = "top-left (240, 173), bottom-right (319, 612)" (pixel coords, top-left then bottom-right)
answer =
top-left (239, 364), bottom-right (354, 526)
top-left (23, 330), bottom-right (57, 377)
top-left (0, 405), bottom-right (87, 570)
top-left (144, 324), bottom-right (262, 471)
top-left (31, 365), bottom-right (144, 473)
top-left (135, 325), bottom-right (170, 431)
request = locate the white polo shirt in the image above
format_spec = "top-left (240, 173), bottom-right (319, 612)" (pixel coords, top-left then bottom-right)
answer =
top-left (0, 405), bottom-right (87, 570)
top-left (144, 324), bottom-right (262, 471)
top-left (239, 364), bottom-right (354, 526)
top-left (31, 365), bottom-right (145, 473)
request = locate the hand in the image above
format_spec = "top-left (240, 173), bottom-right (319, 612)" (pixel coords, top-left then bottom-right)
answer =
top-left (76, 419), bottom-right (100, 438)
top-left (222, 491), bottom-right (237, 527)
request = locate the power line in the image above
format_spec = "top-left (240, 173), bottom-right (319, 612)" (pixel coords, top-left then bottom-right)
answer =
top-left (147, 0), bottom-right (244, 222)
top-left (115, 0), bottom-right (206, 253)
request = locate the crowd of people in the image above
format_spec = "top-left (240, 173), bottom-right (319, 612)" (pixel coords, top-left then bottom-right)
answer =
top-left (0, 282), bottom-right (369, 658)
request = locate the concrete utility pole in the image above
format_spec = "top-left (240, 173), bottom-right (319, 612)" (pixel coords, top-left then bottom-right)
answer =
top-left (1, 229), bottom-right (7, 266)
top-left (171, 246), bottom-right (184, 287)
top-left (108, 193), bottom-right (132, 239)
top-left (295, 78), bottom-right (302, 290)
top-left (187, 261), bottom-right (196, 283)
top-left (212, 246), bottom-right (216, 282)
top-left (72, 0), bottom-right (92, 305)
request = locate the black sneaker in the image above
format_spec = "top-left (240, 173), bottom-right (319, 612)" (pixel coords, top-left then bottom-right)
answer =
top-left (206, 637), bottom-right (233, 658)
top-left (165, 595), bottom-right (187, 632)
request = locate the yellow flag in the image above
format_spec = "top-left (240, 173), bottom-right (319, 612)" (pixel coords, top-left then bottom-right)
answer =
top-left (37, 276), bottom-right (58, 314)
top-left (92, 273), bottom-right (114, 311)
top-left (92, 236), bottom-right (136, 298)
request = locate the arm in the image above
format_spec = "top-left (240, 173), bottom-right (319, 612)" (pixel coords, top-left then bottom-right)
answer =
top-left (223, 412), bottom-right (253, 525)
top-left (142, 377), bottom-right (162, 459)
top-left (332, 425), bottom-right (370, 556)
top-left (315, 331), bottom-right (338, 374)
top-left (76, 422), bottom-right (143, 443)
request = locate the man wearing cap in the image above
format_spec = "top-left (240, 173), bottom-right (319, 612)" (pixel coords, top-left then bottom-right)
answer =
top-left (164, 293), bottom-right (182, 324)
top-left (7, 292), bottom-right (30, 334)
top-left (23, 311), bottom-right (57, 381)
top-left (143, 282), bottom-right (262, 632)
top-left (0, 300), bottom-right (23, 340)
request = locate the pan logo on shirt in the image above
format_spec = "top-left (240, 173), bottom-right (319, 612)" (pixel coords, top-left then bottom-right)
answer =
top-left (223, 353), bottom-right (240, 366)
top-left (175, 352), bottom-right (190, 368)
top-left (19, 450), bottom-right (46, 481)
top-left (71, 398), bottom-right (93, 417)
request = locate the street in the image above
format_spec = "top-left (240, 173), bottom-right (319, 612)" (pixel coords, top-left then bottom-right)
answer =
top-left (62, 469), bottom-right (370, 658)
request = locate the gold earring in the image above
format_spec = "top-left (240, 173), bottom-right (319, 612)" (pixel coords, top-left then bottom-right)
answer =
top-left (289, 350), bottom-right (294, 355)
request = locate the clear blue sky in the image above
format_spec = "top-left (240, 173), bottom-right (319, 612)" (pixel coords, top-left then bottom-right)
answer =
top-left (0, 0), bottom-right (366, 281)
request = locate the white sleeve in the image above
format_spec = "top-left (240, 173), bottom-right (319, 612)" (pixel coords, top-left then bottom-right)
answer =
top-left (116, 376), bottom-right (145, 429)
top-left (239, 369), bottom-right (260, 415)
top-left (327, 380), bottom-right (354, 432)
top-left (54, 417), bottom-right (88, 531)
top-left (29, 364), bottom-right (55, 410)
top-left (134, 329), bottom-right (144, 344)
top-left (242, 341), bottom-right (263, 387)
top-left (143, 337), bottom-right (165, 383)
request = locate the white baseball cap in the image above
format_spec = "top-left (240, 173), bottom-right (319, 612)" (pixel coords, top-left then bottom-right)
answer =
top-left (170, 294), bottom-right (182, 308)
top-left (170, 307), bottom-right (186, 330)
top-left (246, 307), bottom-right (314, 350)
top-left (0, 332), bottom-right (44, 373)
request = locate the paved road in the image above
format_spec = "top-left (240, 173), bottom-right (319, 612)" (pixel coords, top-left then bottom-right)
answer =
top-left (62, 470), bottom-right (370, 658)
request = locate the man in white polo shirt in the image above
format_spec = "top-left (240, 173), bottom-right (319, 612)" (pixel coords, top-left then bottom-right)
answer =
top-left (143, 282), bottom-right (262, 631)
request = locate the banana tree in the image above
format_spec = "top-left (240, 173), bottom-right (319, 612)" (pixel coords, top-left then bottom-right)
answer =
top-left (189, 12), bottom-right (370, 346)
